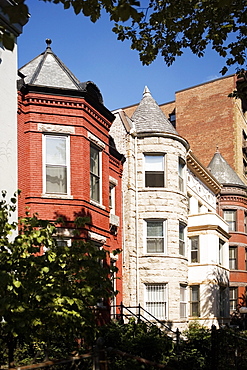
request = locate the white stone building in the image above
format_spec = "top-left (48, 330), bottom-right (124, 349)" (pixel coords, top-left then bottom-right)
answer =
top-left (111, 87), bottom-right (230, 330)
top-left (0, 0), bottom-right (26, 209)
top-left (187, 152), bottom-right (230, 327)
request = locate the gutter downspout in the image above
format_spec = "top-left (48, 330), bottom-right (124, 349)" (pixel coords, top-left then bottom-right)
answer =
top-left (133, 132), bottom-right (139, 306)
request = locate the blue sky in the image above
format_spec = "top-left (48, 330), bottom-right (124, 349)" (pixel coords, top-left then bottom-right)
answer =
top-left (18, 0), bottom-right (237, 111)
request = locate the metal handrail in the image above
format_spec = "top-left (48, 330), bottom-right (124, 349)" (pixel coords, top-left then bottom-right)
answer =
top-left (111, 303), bottom-right (177, 334)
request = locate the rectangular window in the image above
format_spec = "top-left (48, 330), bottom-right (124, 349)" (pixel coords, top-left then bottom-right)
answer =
top-left (146, 220), bottom-right (165, 253)
top-left (190, 236), bottom-right (199, 263)
top-left (219, 239), bottom-right (224, 265)
top-left (145, 284), bottom-right (167, 320)
top-left (229, 247), bottom-right (237, 270)
top-left (44, 135), bottom-right (69, 194)
top-left (178, 157), bottom-right (185, 192)
top-left (180, 285), bottom-right (187, 318)
top-left (109, 183), bottom-right (115, 215)
top-left (90, 144), bottom-right (101, 202)
top-left (223, 210), bottom-right (236, 232)
top-left (229, 287), bottom-right (238, 312)
top-left (179, 222), bottom-right (186, 256)
top-left (145, 154), bottom-right (164, 187)
top-left (190, 285), bottom-right (200, 317)
top-left (220, 287), bottom-right (227, 317)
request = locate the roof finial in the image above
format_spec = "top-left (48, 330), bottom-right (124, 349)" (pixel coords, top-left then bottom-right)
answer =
top-left (216, 145), bottom-right (220, 153)
top-left (45, 39), bottom-right (52, 49)
top-left (143, 86), bottom-right (151, 97)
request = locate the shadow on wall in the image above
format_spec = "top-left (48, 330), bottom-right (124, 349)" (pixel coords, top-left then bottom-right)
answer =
top-left (54, 207), bottom-right (92, 239)
top-left (201, 266), bottom-right (229, 327)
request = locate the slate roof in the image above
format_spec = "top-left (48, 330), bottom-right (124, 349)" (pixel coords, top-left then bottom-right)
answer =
top-left (208, 150), bottom-right (246, 188)
top-left (18, 39), bottom-right (104, 104)
top-left (19, 39), bottom-right (81, 90)
top-left (131, 87), bottom-right (178, 135)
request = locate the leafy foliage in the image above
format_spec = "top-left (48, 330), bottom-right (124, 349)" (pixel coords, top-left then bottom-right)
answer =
top-left (1, 0), bottom-right (247, 75)
top-left (99, 319), bottom-right (173, 369)
top-left (0, 192), bottom-right (117, 366)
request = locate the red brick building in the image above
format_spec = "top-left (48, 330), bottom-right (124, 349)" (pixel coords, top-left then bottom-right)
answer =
top-left (159, 75), bottom-right (247, 186)
top-left (17, 40), bottom-right (124, 308)
top-left (209, 150), bottom-right (247, 313)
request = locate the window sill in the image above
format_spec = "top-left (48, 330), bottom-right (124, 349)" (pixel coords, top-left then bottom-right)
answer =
top-left (90, 199), bottom-right (106, 210)
top-left (42, 193), bottom-right (73, 199)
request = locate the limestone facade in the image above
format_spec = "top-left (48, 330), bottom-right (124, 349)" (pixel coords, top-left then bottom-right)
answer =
top-left (111, 88), bottom-right (230, 331)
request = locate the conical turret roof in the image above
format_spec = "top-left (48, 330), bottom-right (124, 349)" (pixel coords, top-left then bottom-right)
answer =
top-left (208, 149), bottom-right (246, 188)
top-left (19, 39), bottom-right (81, 90)
top-left (132, 87), bottom-right (178, 135)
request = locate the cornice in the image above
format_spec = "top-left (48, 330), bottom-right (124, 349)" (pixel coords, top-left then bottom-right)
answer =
top-left (19, 93), bottom-right (111, 131)
top-left (187, 151), bottom-right (222, 194)
top-left (188, 224), bottom-right (230, 239)
top-left (219, 195), bottom-right (247, 205)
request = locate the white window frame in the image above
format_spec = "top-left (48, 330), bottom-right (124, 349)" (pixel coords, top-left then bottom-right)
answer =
top-left (190, 236), bottom-right (199, 263)
top-left (145, 284), bottom-right (168, 320)
top-left (144, 154), bottom-right (165, 188)
top-left (229, 287), bottom-right (238, 312)
top-left (179, 221), bottom-right (186, 256)
top-left (223, 210), bottom-right (237, 232)
top-left (178, 157), bottom-right (185, 192)
top-left (180, 285), bottom-right (187, 318)
top-left (190, 285), bottom-right (200, 317)
top-left (43, 134), bottom-right (70, 195)
top-left (219, 239), bottom-right (224, 265)
top-left (90, 143), bottom-right (102, 204)
top-left (144, 219), bottom-right (167, 254)
top-left (229, 246), bottom-right (237, 270)
top-left (109, 182), bottom-right (116, 215)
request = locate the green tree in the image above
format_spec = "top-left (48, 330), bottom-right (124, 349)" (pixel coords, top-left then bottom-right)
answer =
top-left (1, 0), bottom-right (246, 75)
top-left (0, 192), bottom-right (117, 367)
top-left (99, 319), bottom-right (173, 369)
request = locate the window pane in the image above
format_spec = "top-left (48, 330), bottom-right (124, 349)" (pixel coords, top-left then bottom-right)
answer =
top-left (147, 221), bottom-right (163, 237)
top-left (229, 247), bottom-right (236, 270)
top-left (179, 223), bottom-right (185, 240)
top-left (191, 236), bottom-right (199, 262)
top-left (180, 286), bottom-right (187, 318)
top-left (146, 284), bottom-right (167, 320)
top-left (90, 146), bottom-right (99, 175)
top-left (190, 286), bottom-right (200, 317)
top-left (90, 174), bottom-right (100, 202)
top-left (179, 222), bottom-right (186, 255)
top-left (145, 155), bottom-right (164, 187)
top-left (147, 221), bottom-right (164, 253)
top-left (230, 287), bottom-right (238, 312)
top-left (147, 238), bottom-right (164, 253)
top-left (145, 156), bottom-right (164, 171)
top-left (46, 166), bottom-right (67, 193)
top-left (145, 172), bottom-right (164, 187)
top-left (46, 136), bottom-right (66, 165)
top-left (223, 210), bottom-right (236, 231)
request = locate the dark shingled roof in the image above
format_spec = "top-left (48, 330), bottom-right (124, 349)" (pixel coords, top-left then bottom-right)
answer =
top-left (18, 39), bottom-right (103, 104)
top-left (132, 86), bottom-right (178, 135)
top-left (208, 150), bottom-right (246, 188)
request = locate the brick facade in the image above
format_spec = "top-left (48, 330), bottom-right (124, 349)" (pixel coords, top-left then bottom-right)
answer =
top-left (17, 66), bottom-right (124, 309)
